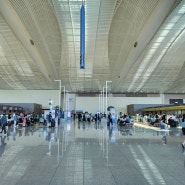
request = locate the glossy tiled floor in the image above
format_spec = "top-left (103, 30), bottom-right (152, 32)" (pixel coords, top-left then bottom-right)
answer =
top-left (0, 119), bottom-right (185, 185)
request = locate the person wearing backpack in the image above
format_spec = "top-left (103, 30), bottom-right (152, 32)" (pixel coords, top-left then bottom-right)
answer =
top-left (0, 113), bottom-right (7, 135)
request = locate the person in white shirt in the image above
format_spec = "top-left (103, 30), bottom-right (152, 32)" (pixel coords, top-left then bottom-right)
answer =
top-left (13, 113), bottom-right (17, 127)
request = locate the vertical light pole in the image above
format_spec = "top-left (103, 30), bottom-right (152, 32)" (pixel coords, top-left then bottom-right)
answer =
top-left (99, 91), bottom-right (103, 113)
top-left (65, 90), bottom-right (69, 111)
top-left (67, 92), bottom-right (69, 112)
top-left (99, 94), bottom-right (101, 112)
top-left (55, 80), bottom-right (61, 125)
top-left (105, 81), bottom-right (112, 117)
top-left (61, 86), bottom-right (66, 118)
top-left (103, 86), bottom-right (106, 115)
top-left (100, 91), bottom-right (103, 113)
top-left (65, 90), bottom-right (69, 120)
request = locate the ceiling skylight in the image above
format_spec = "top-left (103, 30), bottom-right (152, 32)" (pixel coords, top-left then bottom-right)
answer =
top-left (127, 0), bottom-right (185, 93)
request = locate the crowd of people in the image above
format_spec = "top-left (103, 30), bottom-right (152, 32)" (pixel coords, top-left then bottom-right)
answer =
top-left (0, 112), bottom-right (43, 135)
top-left (1, 110), bottom-right (185, 136)
top-left (72, 112), bottom-right (104, 123)
top-left (136, 113), bottom-right (185, 147)
top-left (136, 113), bottom-right (181, 127)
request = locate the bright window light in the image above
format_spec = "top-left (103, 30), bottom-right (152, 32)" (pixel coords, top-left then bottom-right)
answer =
top-left (148, 48), bottom-right (157, 55)
top-left (160, 29), bottom-right (170, 36)
top-left (151, 43), bottom-right (160, 48)
top-left (155, 36), bottom-right (165, 43)
top-left (178, 5), bottom-right (185, 14)
top-left (163, 23), bottom-right (174, 29)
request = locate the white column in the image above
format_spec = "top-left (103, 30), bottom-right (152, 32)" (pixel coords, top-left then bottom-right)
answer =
top-left (160, 93), bottom-right (165, 104)
top-left (100, 91), bottom-right (103, 113)
top-left (99, 94), bottom-right (101, 111)
top-left (103, 86), bottom-right (105, 114)
top-left (61, 86), bottom-right (66, 111)
top-left (54, 80), bottom-right (61, 115)
top-left (105, 81), bottom-right (112, 117)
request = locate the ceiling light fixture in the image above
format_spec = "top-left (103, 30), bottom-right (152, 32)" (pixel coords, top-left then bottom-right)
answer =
top-left (30, 39), bottom-right (34, 46)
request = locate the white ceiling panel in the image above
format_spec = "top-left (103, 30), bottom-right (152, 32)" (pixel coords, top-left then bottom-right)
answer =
top-left (0, 0), bottom-right (185, 94)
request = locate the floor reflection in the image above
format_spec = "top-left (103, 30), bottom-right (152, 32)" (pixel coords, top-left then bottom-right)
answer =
top-left (0, 120), bottom-right (183, 149)
top-left (0, 135), bottom-right (6, 157)
top-left (0, 120), bottom-right (184, 185)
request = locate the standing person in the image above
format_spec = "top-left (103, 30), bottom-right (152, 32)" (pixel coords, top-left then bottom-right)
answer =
top-left (151, 116), bottom-right (156, 126)
top-left (48, 112), bottom-right (52, 127)
top-left (160, 119), bottom-right (167, 129)
top-left (13, 113), bottom-right (17, 127)
top-left (160, 119), bottom-right (168, 144)
top-left (0, 113), bottom-right (7, 135)
top-left (7, 112), bottom-right (12, 127)
top-left (181, 114), bottom-right (185, 135)
top-left (107, 112), bottom-right (112, 126)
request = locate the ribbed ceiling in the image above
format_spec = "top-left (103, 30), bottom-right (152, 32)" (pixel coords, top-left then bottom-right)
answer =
top-left (1, 0), bottom-right (185, 94)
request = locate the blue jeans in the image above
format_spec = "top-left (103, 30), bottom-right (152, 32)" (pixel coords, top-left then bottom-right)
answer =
top-left (1, 124), bottom-right (6, 134)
